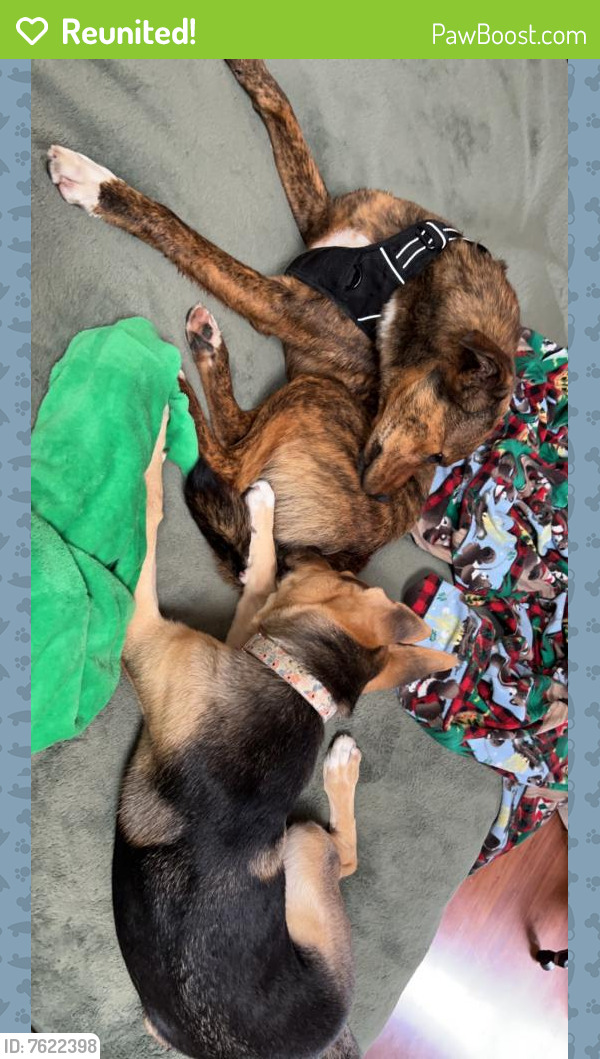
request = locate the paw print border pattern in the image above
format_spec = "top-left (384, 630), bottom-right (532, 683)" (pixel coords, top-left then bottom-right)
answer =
top-left (570, 59), bottom-right (600, 1053)
top-left (0, 59), bottom-right (31, 1032)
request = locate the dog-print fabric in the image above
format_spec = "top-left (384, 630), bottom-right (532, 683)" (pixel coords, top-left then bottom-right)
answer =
top-left (404, 330), bottom-right (567, 871)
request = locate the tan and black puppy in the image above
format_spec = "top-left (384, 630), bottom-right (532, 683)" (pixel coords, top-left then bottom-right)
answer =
top-left (116, 416), bottom-right (454, 1059)
top-left (48, 60), bottom-right (518, 552)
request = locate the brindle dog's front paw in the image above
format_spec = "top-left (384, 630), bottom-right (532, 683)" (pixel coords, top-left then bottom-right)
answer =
top-left (185, 304), bottom-right (222, 364)
top-left (47, 145), bottom-right (116, 213)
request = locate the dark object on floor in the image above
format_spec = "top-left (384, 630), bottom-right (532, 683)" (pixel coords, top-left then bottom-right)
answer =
top-left (366, 813), bottom-right (567, 1058)
top-left (536, 948), bottom-right (569, 971)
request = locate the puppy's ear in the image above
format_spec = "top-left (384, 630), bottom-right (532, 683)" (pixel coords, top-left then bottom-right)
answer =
top-left (359, 591), bottom-right (431, 646)
top-left (382, 601), bottom-right (431, 645)
top-left (363, 644), bottom-right (456, 693)
top-left (325, 590), bottom-right (430, 649)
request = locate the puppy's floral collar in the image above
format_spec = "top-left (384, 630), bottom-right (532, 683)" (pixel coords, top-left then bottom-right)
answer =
top-left (243, 632), bottom-right (338, 722)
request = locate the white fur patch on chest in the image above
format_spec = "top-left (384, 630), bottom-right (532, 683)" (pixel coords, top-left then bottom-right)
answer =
top-left (310, 228), bottom-right (371, 249)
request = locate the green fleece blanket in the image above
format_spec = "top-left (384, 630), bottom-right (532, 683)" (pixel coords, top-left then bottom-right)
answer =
top-left (32, 317), bottom-right (198, 753)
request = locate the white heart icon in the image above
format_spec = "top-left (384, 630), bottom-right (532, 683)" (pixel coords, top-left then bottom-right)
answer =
top-left (16, 16), bottom-right (48, 45)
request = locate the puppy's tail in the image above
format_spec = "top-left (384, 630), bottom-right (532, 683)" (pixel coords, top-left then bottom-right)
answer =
top-left (184, 455), bottom-right (250, 585)
top-left (321, 1025), bottom-right (361, 1059)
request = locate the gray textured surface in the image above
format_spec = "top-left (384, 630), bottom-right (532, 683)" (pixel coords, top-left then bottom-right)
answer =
top-left (31, 59), bottom-right (566, 1055)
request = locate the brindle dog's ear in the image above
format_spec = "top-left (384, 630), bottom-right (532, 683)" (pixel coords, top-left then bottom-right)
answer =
top-left (363, 644), bottom-right (456, 692)
top-left (461, 331), bottom-right (504, 378)
top-left (449, 330), bottom-right (514, 412)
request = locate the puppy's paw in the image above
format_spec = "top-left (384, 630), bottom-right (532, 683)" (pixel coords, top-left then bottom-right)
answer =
top-left (240, 480), bottom-right (276, 586)
top-left (246, 479), bottom-right (275, 528)
top-left (323, 734), bottom-right (362, 793)
top-left (185, 304), bottom-right (222, 364)
top-left (47, 145), bottom-right (116, 213)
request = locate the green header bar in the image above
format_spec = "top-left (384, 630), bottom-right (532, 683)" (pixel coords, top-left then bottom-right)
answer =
top-left (1, 0), bottom-right (596, 58)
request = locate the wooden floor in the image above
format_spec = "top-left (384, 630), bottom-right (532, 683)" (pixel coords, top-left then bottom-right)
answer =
top-left (365, 813), bottom-right (568, 1059)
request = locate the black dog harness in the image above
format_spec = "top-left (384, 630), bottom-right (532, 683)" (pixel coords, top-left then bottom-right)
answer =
top-left (286, 220), bottom-right (481, 341)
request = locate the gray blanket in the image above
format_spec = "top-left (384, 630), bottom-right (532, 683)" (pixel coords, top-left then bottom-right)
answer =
top-left (31, 59), bottom-right (567, 1055)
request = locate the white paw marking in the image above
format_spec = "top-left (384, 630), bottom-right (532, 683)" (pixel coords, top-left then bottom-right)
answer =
top-left (47, 145), bottom-right (116, 214)
top-left (324, 734), bottom-right (362, 772)
top-left (246, 480), bottom-right (276, 529)
top-left (240, 481), bottom-right (276, 585)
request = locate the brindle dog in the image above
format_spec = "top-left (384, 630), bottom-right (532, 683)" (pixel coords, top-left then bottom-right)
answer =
top-left (117, 414), bottom-right (453, 1059)
top-left (48, 60), bottom-right (519, 572)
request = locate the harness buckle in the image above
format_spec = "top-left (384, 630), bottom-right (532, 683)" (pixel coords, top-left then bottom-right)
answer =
top-left (415, 223), bottom-right (443, 252)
